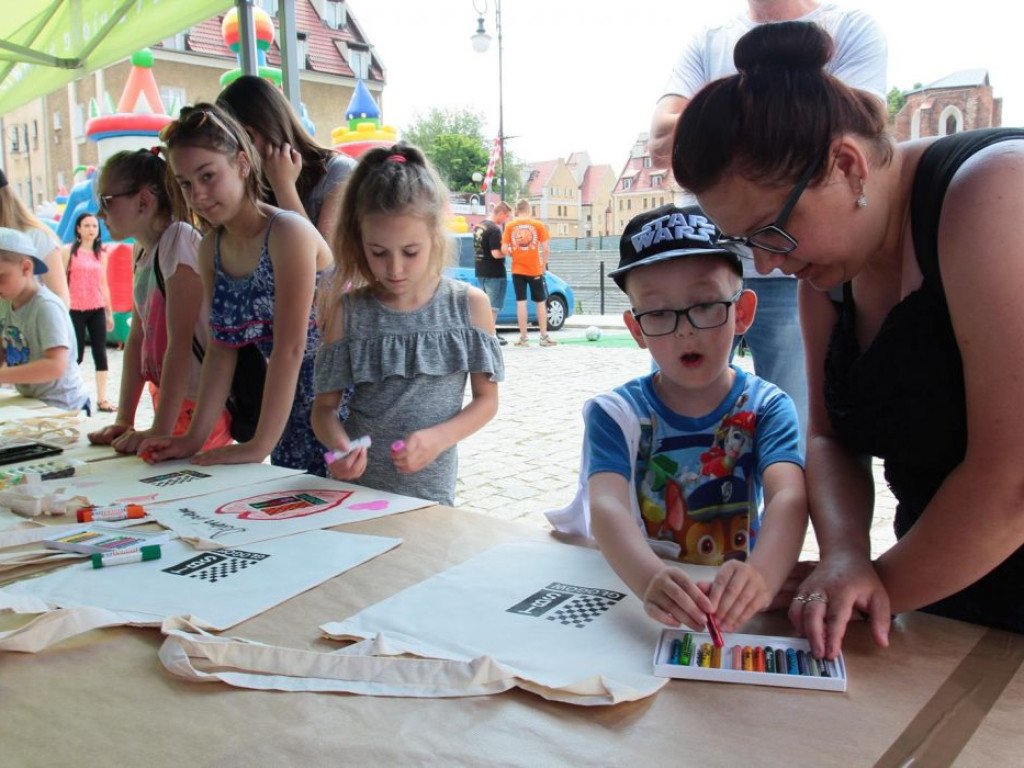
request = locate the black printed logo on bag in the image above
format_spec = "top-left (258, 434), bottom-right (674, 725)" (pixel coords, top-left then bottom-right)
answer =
top-left (140, 469), bottom-right (212, 487)
top-left (163, 550), bottom-right (270, 584)
top-left (506, 582), bottom-right (625, 628)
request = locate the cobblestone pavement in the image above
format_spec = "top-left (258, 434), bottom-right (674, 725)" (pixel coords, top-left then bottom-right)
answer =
top-left (79, 316), bottom-right (898, 561)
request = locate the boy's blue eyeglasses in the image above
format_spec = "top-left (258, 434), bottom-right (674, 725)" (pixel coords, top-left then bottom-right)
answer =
top-left (714, 147), bottom-right (827, 260)
top-left (632, 291), bottom-right (742, 336)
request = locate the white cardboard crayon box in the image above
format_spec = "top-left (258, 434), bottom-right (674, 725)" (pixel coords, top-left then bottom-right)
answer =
top-left (654, 630), bottom-right (847, 692)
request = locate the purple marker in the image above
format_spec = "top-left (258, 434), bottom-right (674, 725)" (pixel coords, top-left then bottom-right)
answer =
top-left (323, 435), bottom-right (372, 464)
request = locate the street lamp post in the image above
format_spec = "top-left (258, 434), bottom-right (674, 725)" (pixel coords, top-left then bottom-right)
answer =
top-left (470, 0), bottom-right (505, 202)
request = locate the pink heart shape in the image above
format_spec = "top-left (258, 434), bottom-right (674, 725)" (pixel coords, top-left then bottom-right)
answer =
top-left (348, 500), bottom-right (389, 511)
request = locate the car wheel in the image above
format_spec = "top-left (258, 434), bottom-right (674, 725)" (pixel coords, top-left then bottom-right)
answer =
top-left (546, 294), bottom-right (568, 331)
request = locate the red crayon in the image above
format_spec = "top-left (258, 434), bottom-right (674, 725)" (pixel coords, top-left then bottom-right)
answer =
top-left (754, 646), bottom-right (766, 673)
top-left (706, 613), bottom-right (724, 648)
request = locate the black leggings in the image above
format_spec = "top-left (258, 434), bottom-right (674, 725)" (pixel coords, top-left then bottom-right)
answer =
top-left (69, 308), bottom-right (108, 371)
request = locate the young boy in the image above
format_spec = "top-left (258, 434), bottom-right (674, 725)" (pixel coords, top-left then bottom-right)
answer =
top-left (547, 204), bottom-right (806, 633)
top-left (0, 227), bottom-right (89, 411)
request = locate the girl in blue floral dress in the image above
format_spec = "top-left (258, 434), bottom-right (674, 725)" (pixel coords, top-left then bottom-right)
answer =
top-left (139, 103), bottom-right (333, 476)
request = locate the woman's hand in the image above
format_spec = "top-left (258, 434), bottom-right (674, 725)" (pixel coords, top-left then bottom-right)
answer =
top-left (87, 422), bottom-right (130, 446)
top-left (766, 560), bottom-right (818, 611)
top-left (788, 551), bottom-right (891, 659)
top-left (262, 142), bottom-right (302, 193)
top-left (105, 310), bottom-right (114, 332)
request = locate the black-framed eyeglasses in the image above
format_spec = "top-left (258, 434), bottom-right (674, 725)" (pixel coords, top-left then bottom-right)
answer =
top-left (714, 147), bottom-right (828, 260)
top-left (632, 291), bottom-right (742, 336)
top-left (98, 189), bottom-right (139, 212)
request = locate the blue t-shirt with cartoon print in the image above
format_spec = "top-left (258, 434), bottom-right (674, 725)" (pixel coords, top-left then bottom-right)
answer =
top-left (585, 366), bottom-right (802, 565)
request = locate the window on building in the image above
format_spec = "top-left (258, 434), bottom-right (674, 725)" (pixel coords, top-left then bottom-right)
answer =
top-left (52, 111), bottom-right (62, 132)
top-left (643, 197), bottom-right (648, 208)
top-left (627, 199), bottom-right (631, 210)
top-left (643, 156), bottom-right (651, 168)
top-left (72, 102), bottom-right (85, 140)
top-left (348, 46), bottom-right (369, 79)
top-left (622, 178), bottom-right (632, 191)
top-left (652, 174), bottom-right (662, 187)
top-left (9, 129), bottom-right (19, 153)
top-left (159, 86), bottom-right (187, 115)
top-left (297, 33), bottom-right (308, 69)
top-left (161, 32), bottom-right (187, 50)
top-left (31, 121), bottom-right (38, 150)
top-left (325, 0), bottom-right (347, 29)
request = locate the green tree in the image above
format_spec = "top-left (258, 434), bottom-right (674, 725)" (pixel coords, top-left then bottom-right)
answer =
top-left (402, 106), bottom-right (526, 200)
top-left (886, 86), bottom-right (906, 118)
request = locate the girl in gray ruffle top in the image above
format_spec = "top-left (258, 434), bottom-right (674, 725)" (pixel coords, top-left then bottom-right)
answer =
top-left (312, 144), bottom-right (504, 506)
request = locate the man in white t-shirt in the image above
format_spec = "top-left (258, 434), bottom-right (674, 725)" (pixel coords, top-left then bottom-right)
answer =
top-left (648, 1), bottom-right (887, 450)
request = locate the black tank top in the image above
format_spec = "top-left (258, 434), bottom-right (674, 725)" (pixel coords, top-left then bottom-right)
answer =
top-left (824, 128), bottom-right (1024, 633)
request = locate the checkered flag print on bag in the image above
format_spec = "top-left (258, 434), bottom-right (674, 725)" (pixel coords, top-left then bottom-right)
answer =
top-left (506, 582), bottom-right (625, 629)
top-left (545, 593), bottom-right (622, 628)
top-left (163, 549), bottom-right (270, 584)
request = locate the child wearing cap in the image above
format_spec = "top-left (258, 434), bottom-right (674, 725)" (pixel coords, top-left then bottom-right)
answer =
top-left (547, 204), bottom-right (807, 634)
top-left (0, 227), bottom-right (89, 411)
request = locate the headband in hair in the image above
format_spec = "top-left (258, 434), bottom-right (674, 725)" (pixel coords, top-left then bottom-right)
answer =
top-left (150, 146), bottom-right (162, 156)
top-left (387, 154), bottom-right (407, 163)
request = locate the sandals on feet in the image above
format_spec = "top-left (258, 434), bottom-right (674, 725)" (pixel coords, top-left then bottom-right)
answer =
top-left (539, 335), bottom-right (558, 347)
top-left (514, 336), bottom-right (530, 347)
top-left (97, 401), bottom-right (117, 413)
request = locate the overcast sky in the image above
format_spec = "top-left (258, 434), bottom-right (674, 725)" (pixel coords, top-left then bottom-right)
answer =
top-left (352, 1), bottom-right (1021, 171)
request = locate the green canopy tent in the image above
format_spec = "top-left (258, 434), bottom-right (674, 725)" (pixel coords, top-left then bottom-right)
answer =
top-left (0, 0), bottom-right (235, 114)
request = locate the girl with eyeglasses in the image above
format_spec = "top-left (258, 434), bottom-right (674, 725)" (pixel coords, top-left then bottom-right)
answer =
top-left (138, 104), bottom-right (334, 476)
top-left (674, 20), bottom-right (1024, 656)
top-left (89, 148), bottom-right (232, 453)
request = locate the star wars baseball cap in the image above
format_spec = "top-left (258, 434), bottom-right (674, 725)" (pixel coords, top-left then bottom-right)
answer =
top-left (0, 227), bottom-right (48, 274)
top-left (609, 203), bottom-right (740, 290)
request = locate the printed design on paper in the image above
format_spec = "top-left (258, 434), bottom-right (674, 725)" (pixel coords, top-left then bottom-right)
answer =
top-left (140, 469), bottom-right (212, 487)
top-left (506, 582), bottom-right (625, 629)
top-left (162, 549), bottom-right (270, 584)
top-left (215, 489), bottom-right (354, 521)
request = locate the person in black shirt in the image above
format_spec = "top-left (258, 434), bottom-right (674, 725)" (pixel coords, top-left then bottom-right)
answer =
top-left (473, 201), bottom-right (511, 345)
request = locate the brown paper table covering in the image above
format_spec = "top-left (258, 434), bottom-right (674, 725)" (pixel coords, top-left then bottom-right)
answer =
top-left (1, 505), bottom-right (1022, 767)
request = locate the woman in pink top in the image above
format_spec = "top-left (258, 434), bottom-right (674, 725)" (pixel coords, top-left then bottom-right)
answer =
top-left (62, 212), bottom-right (114, 410)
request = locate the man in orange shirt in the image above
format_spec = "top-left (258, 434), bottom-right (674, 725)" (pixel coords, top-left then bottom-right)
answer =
top-left (502, 199), bottom-right (555, 347)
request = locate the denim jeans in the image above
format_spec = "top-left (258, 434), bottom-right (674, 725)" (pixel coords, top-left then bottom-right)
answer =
top-left (734, 277), bottom-right (808, 453)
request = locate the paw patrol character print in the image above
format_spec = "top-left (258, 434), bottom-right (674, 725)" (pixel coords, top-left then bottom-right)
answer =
top-left (1, 324), bottom-right (30, 367)
top-left (701, 409), bottom-right (757, 478)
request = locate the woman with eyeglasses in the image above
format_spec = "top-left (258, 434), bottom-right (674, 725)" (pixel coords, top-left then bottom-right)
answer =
top-left (89, 148), bottom-right (232, 454)
top-left (673, 20), bottom-right (1024, 657)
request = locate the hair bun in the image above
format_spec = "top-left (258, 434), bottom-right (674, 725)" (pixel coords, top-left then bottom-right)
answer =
top-left (734, 20), bottom-right (833, 78)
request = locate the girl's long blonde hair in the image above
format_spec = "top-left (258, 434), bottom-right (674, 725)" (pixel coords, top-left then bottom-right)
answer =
top-left (0, 184), bottom-right (59, 248)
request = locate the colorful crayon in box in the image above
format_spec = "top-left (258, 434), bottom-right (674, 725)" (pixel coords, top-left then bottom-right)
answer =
top-left (654, 630), bottom-right (846, 692)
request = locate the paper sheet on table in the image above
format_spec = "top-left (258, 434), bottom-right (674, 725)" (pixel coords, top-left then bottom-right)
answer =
top-left (33, 459), bottom-right (305, 507)
top-left (148, 474), bottom-right (434, 549)
top-left (0, 530), bottom-right (401, 652)
top-left (158, 541), bottom-right (715, 706)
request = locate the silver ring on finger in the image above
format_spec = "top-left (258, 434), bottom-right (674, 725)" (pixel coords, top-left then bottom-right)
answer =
top-left (805, 592), bottom-right (828, 604)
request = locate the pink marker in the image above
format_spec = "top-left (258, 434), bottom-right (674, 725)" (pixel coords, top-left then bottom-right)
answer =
top-left (391, 440), bottom-right (406, 454)
top-left (323, 435), bottom-right (372, 464)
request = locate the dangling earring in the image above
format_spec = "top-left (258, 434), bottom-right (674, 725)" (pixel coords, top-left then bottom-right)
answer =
top-left (857, 180), bottom-right (868, 208)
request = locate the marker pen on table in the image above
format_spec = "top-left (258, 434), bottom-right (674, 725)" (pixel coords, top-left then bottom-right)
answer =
top-left (323, 435), bottom-right (372, 464)
top-left (391, 440), bottom-right (406, 454)
top-left (77, 504), bottom-right (147, 523)
top-left (90, 545), bottom-right (162, 569)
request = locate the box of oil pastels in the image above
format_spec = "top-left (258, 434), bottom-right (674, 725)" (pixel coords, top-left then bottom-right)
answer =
top-left (653, 630), bottom-right (847, 692)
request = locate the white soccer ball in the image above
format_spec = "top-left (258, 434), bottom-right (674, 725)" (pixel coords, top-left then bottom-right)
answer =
top-left (585, 325), bottom-right (602, 342)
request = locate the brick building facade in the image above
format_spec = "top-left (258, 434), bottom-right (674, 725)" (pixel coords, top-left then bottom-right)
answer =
top-left (891, 70), bottom-right (1002, 142)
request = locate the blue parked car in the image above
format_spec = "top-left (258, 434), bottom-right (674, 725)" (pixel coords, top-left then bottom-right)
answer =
top-left (446, 234), bottom-right (575, 331)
